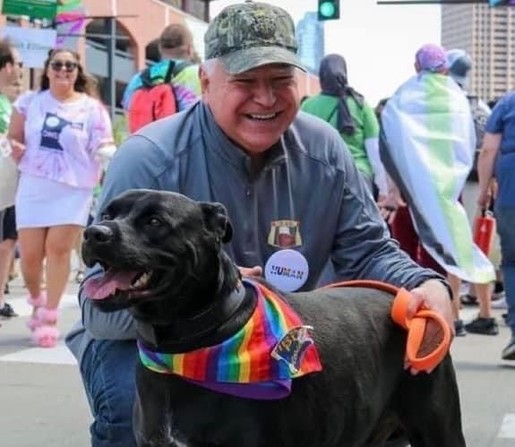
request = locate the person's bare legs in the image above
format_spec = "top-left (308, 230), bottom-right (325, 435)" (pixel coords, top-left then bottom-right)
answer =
top-left (473, 282), bottom-right (493, 318)
top-left (18, 228), bottom-right (46, 300)
top-left (447, 273), bottom-right (462, 321)
top-left (0, 239), bottom-right (16, 308)
top-left (74, 231), bottom-right (86, 283)
top-left (8, 253), bottom-right (17, 279)
top-left (30, 225), bottom-right (82, 347)
top-left (45, 225), bottom-right (82, 311)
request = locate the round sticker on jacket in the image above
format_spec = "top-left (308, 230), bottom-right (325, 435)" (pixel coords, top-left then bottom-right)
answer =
top-left (264, 249), bottom-right (309, 292)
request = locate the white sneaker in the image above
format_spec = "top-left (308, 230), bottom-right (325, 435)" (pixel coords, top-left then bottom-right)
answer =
top-left (491, 296), bottom-right (508, 310)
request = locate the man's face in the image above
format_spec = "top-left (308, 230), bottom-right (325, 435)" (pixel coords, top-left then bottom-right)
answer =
top-left (0, 48), bottom-right (23, 83)
top-left (200, 61), bottom-right (300, 155)
top-left (3, 80), bottom-right (23, 102)
top-left (8, 48), bottom-right (23, 81)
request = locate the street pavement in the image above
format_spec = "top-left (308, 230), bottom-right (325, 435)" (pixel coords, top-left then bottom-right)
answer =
top-left (0, 274), bottom-right (514, 447)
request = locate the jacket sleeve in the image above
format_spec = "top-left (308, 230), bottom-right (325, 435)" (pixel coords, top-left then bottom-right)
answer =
top-left (331, 142), bottom-right (445, 290)
top-left (81, 134), bottom-right (169, 340)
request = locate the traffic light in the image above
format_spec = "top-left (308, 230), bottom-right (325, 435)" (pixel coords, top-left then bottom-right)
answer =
top-left (318, 0), bottom-right (340, 21)
top-left (489, 0), bottom-right (515, 6)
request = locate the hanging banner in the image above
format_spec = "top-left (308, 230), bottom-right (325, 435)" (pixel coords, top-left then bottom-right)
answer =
top-left (0, 27), bottom-right (57, 68)
top-left (1, 0), bottom-right (82, 20)
top-left (55, 6), bottom-right (86, 50)
top-left (58, 0), bottom-right (82, 14)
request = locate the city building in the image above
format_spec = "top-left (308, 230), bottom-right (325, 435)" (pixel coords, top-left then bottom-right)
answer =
top-left (442, 3), bottom-right (515, 102)
top-left (296, 11), bottom-right (325, 74)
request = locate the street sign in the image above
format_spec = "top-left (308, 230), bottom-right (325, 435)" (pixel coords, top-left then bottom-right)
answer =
top-left (1, 0), bottom-right (82, 20)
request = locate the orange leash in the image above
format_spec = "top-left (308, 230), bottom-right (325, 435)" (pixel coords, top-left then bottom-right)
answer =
top-left (321, 280), bottom-right (452, 372)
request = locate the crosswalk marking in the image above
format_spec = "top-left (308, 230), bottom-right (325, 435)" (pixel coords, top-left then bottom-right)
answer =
top-left (9, 293), bottom-right (78, 317)
top-left (499, 413), bottom-right (515, 438)
top-left (0, 304), bottom-right (485, 367)
top-left (0, 342), bottom-right (77, 365)
top-left (0, 293), bottom-right (79, 366)
top-left (460, 307), bottom-right (479, 323)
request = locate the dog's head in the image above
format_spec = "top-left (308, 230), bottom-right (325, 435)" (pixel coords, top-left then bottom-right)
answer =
top-left (81, 189), bottom-right (236, 312)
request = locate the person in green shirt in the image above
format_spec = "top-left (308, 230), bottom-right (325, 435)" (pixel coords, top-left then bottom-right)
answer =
top-left (0, 38), bottom-right (23, 318)
top-left (301, 53), bottom-right (387, 202)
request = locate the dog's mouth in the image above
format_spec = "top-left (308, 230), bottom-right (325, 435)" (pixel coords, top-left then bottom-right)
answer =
top-left (83, 267), bottom-right (153, 301)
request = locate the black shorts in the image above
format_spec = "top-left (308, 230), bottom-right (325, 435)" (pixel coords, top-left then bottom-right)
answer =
top-left (0, 206), bottom-right (17, 241)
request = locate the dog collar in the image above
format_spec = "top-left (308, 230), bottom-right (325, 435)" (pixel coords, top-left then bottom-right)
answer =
top-left (136, 281), bottom-right (247, 347)
top-left (138, 279), bottom-right (322, 400)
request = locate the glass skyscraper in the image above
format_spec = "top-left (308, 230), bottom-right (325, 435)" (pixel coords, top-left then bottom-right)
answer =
top-left (296, 12), bottom-right (325, 74)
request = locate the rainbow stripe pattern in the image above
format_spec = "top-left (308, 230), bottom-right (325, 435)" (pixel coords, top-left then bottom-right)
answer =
top-left (138, 279), bottom-right (322, 394)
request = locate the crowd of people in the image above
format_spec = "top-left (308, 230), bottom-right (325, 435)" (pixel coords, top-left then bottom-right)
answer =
top-left (0, 1), bottom-right (513, 445)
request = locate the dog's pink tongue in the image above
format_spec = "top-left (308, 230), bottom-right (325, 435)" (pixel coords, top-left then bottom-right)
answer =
top-left (83, 271), bottom-right (139, 300)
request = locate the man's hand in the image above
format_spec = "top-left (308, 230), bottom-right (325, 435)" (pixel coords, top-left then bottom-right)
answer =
top-left (477, 178), bottom-right (497, 210)
top-left (377, 183), bottom-right (406, 225)
top-left (406, 279), bottom-right (455, 373)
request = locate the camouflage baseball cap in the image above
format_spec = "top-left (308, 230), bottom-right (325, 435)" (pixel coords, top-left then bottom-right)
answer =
top-left (204, 1), bottom-right (305, 74)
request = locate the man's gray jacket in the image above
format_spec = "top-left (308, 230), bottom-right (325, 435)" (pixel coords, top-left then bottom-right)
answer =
top-left (66, 101), bottom-right (444, 364)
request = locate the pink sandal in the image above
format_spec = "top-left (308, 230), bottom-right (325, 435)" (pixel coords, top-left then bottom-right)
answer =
top-left (32, 307), bottom-right (60, 348)
top-left (26, 293), bottom-right (47, 332)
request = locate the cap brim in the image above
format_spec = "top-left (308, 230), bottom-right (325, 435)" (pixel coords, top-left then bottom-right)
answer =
top-left (220, 46), bottom-right (306, 75)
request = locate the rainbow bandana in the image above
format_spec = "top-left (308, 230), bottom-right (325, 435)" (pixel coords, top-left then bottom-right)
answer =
top-left (138, 279), bottom-right (322, 400)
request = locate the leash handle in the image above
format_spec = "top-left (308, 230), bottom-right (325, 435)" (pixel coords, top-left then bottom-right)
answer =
top-left (390, 288), bottom-right (451, 372)
top-left (323, 280), bottom-right (451, 373)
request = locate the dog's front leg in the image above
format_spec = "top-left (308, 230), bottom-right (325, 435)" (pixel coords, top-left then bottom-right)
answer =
top-left (134, 364), bottom-right (179, 447)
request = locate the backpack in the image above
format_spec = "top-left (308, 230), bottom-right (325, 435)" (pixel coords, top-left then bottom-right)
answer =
top-left (128, 61), bottom-right (186, 133)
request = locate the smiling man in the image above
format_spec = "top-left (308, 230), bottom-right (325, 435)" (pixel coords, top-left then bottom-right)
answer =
top-left (66, 2), bottom-right (455, 446)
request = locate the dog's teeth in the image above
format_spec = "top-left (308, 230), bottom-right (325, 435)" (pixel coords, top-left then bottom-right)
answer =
top-left (133, 273), bottom-right (150, 288)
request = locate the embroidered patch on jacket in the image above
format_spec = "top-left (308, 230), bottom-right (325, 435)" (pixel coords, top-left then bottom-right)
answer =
top-left (267, 220), bottom-right (302, 248)
top-left (138, 279), bottom-right (322, 399)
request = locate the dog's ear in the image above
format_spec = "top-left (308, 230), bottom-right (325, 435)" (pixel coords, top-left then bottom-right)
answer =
top-left (200, 202), bottom-right (233, 244)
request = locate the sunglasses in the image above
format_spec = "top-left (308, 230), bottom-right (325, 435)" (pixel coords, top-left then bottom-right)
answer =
top-left (50, 60), bottom-right (78, 72)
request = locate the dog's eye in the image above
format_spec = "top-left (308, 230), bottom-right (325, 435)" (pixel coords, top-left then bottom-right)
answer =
top-left (147, 216), bottom-right (162, 226)
top-left (100, 213), bottom-right (112, 221)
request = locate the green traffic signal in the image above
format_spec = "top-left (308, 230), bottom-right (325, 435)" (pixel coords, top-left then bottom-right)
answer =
top-left (318, 0), bottom-right (340, 21)
top-left (320, 1), bottom-right (336, 17)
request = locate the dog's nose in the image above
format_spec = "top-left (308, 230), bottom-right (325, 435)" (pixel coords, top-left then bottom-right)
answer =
top-left (84, 225), bottom-right (114, 244)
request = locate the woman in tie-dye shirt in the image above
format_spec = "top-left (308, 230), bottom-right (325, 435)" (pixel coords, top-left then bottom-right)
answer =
top-left (8, 49), bottom-right (115, 348)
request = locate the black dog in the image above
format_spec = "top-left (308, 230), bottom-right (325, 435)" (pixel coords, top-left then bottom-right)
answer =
top-left (82, 189), bottom-right (465, 447)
